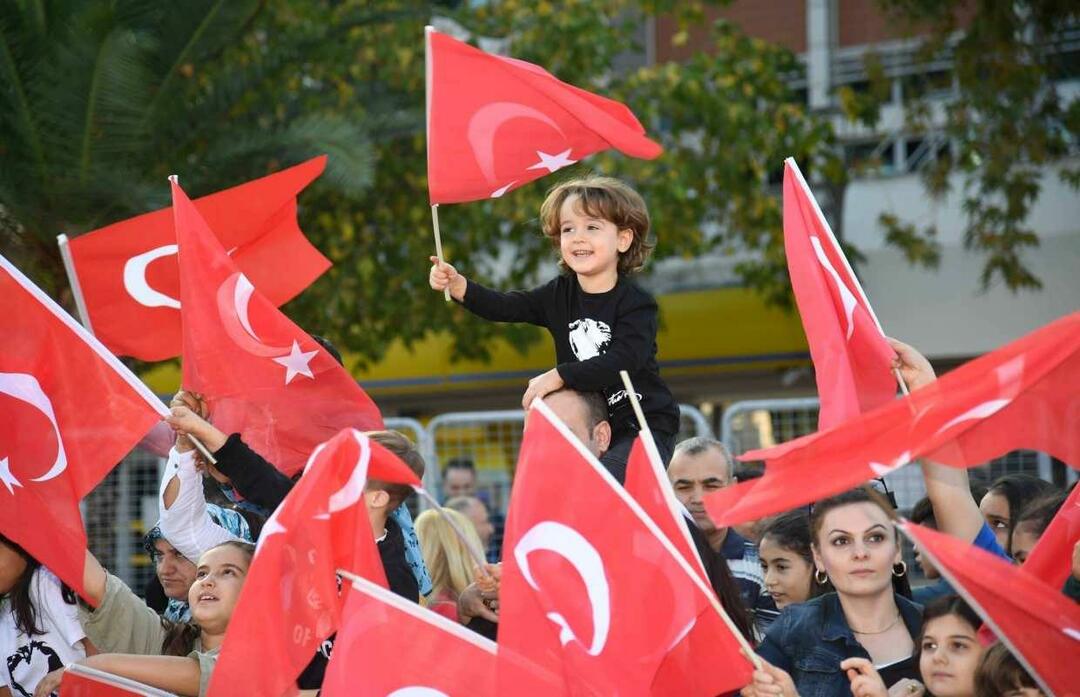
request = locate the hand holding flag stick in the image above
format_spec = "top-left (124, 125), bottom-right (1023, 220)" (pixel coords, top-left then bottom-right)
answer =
top-left (618, 369), bottom-right (762, 671)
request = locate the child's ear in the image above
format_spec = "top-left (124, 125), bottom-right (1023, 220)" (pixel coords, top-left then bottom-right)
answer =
top-left (617, 228), bottom-right (634, 253)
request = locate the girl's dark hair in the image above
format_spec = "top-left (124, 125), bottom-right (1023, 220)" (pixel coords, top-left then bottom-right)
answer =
top-left (809, 488), bottom-right (912, 599)
top-left (1013, 488), bottom-right (1069, 538)
top-left (918, 594), bottom-right (981, 648)
top-left (159, 540), bottom-right (256, 656)
top-left (0, 534), bottom-right (76, 636)
top-left (686, 520), bottom-right (754, 641)
top-left (975, 642), bottom-right (1040, 697)
top-left (759, 510), bottom-right (830, 598)
top-left (986, 474), bottom-right (1056, 531)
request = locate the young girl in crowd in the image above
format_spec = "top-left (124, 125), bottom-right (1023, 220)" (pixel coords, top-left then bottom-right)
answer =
top-left (974, 643), bottom-right (1047, 697)
top-left (34, 541), bottom-right (255, 697)
top-left (840, 595), bottom-right (986, 697)
top-left (978, 474), bottom-right (1056, 550)
top-left (0, 535), bottom-right (94, 697)
top-left (429, 176), bottom-right (680, 481)
top-left (1008, 489), bottom-right (1068, 564)
top-left (415, 508), bottom-right (485, 622)
top-left (750, 488), bottom-right (921, 696)
top-left (757, 510), bottom-right (831, 610)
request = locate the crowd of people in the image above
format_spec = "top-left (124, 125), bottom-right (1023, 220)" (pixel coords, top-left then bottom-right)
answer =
top-left (2, 175), bottom-right (1075, 696)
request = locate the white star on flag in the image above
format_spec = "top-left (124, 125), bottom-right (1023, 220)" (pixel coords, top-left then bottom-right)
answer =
top-left (527, 148), bottom-right (576, 173)
top-left (273, 340), bottom-right (318, 385)
top-left (0, 457), bottom-right (21, 495)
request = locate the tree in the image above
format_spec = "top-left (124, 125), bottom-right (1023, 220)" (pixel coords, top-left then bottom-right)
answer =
top-left (0, 0), bottom-right (378, 297)
top-left (867, 0), bottom-right (1080, 290)
top-left (1, 0), bottom-right (842, 366)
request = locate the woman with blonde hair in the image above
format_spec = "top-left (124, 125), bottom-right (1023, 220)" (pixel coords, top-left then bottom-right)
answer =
top-left (415, 508), bottom-right (485, 622)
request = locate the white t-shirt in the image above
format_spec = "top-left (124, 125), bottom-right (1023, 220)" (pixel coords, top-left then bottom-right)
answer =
top-left (0, 568), bottom-right (87, 697)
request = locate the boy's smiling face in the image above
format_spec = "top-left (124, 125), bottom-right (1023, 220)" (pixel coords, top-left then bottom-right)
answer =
top-left (558, 194), bottom-right (633, 288)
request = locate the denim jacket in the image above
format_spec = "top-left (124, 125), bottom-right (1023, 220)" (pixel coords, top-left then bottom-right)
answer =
top-left (757, 592), bottom-right (923, 697)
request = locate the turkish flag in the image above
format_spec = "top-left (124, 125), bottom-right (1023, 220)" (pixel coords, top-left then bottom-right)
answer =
top-left (208, 428), bottom-right (421, 697)
top-left (426, 27), bottom-right (662, 204)
top-left (1022, 483), bottom-right (1080, 590)
top-left (705, 312), bottom-right (1080, 527)
top-left (0, 254), bottom-right (164, 600)
top-left (622, 432), bottom-right (755, 696)
top-left (901, 520), bottom-right (1080, 697)
top-left (498, 400), bottom-right (753, 696)
top-left (64, 157), bottom-right (330, 361)
top-left (784, 159), bottom-right (897, 429)
top-left (172, 178), bottom-right (382, 476)
top-left (61, 663), bottom-right (174, 696)
top-left (322, 574), bottom-right (498, 697)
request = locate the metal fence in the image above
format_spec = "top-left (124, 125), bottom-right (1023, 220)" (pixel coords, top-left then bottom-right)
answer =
top-left (85, 404), bottom-right (713, 589)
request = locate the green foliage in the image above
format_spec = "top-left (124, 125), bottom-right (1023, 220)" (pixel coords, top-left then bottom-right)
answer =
top-left (869, 0), bottom-right (1080, 291)
top-left (1, 0), bottom-right (842, 366)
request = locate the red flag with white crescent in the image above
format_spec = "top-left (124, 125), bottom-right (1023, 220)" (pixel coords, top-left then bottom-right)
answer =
top-left (208, 428), bottom-right (421, 697)
top-left (426, 27), bottom-right (661, 204)
top-left (498, 400), bottom-right (753, 696)
top-left (0, 254), bottom-right (164, 599)
top-left (901, 520), bottom-right (1080, 697)
top-left (322, 575), bottom-right (498, 697)
top-left (172, 177), bottom-right (382, 476)
top-left (783, 158), bottom-right (897, 429)
top-left (705, 312), bottom-right (1080, 527)
top-left (64, 157), bottom-right (330, 361)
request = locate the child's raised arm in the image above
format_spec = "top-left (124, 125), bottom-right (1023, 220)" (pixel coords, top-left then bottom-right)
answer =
top-left (429, 256), bottom-right (467, 302)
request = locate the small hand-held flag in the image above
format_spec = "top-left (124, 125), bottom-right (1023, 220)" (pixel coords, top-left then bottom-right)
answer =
top-left (424, 26), bottom-right (662, 299)
top-left (58, 157), bottom-right (330, 360)
top-left (0, 253), bottom-right (165, 599)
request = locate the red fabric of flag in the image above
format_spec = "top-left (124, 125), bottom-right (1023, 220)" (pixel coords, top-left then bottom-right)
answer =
top-left (60, 664), bottom-right (173, 696)
top-left (172, 177), bottom-right (382, 476)
top-left (1022, 483), bottom-right (1080, 590)
top-left (783, 159), bottom-right (897, 429)
top-left (497, 400), bottom-right (752, 696)
top-left (705, 312), bottom-right (1080, 527)
top-left (322, 575), bottom-right (498, 696)
top-left (65, 157), bottom-right (330, 361)
top-left (426, 28), bottom-right (661, 204)
top-left (208, 428), bottom-right (420, 697)
top-left (0, 254), bottom-right (163, 600)
top-left (901, 520), bottom-right (1080, 697)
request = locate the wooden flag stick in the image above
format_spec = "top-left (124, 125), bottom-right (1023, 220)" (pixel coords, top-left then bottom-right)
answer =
top-left (414, 486), bottom-right (488, 572)
top-left (619, 370), bottom-right (762, 671)
top-left (56, 234), bottom-right (94, 333)
top-left (431, 204), bottom-right (451, 302)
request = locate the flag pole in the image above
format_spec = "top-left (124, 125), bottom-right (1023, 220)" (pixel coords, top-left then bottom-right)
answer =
top-left (619, 370), bottom-right (762, 671)
top-left (431, 205), bottom-right (451, 302)
top-left (57, 234), bottom-right (94, 333)
top-left (425, 25), bottom-right (452, 303)
top-left (414, 485), bottom-right (490, 573)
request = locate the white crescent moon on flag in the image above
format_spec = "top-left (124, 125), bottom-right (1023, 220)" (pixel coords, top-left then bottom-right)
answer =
top-left (809, 235), bottom-right (858, 340)
top-left (123, 244), bottom-right (180, 309)
top-left (386, 689), bottom-right (450, 697)
top-left (467, 102), bottom-right (566, 185)
top-left (0, 372), bottom-right (68, 483)
top-left (515, 520), bottom-right (610, 656)
top-left (216, 272), bottom-right (290, 357)
top-left (327, 432), bottom-right (371, 515)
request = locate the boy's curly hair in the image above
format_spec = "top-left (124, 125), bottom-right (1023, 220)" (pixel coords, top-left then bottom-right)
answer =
top-left (539, 176), bottom-right (654, 275)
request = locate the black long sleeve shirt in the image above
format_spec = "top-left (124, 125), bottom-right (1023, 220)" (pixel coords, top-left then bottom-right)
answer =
top-left (461, 274), bottom-right (679, 436)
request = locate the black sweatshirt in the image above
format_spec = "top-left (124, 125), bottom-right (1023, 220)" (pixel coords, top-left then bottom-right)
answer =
top-left (461, 274), bottom-right (679, 436)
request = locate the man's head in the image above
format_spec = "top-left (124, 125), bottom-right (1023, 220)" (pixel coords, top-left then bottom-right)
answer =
top-left (445, 495), bottom-right (495, 548)
top-left (544, 388), bottom-right (610, 458)
top-left (364, 431), bottom-right (426, 527)
top-left (667, 437), bottom-right (735, 534)
top-left (441, 458), bottom-right (477, 500)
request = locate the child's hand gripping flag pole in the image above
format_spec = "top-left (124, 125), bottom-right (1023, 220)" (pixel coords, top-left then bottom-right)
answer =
top-left (424, 25), bottom-right (663, 303)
